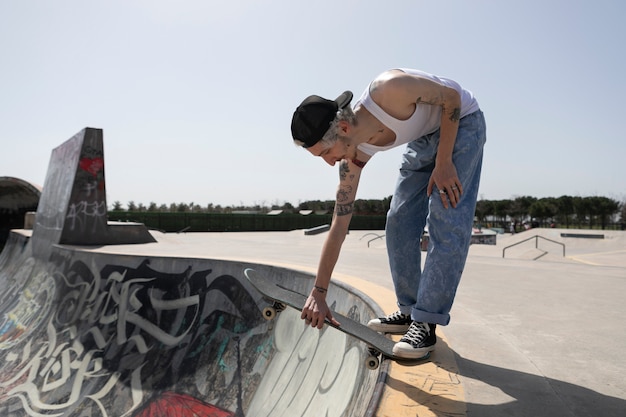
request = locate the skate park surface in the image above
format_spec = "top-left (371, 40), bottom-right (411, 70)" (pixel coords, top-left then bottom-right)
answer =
top-left (114, 227), bottom-right (626, 417)
top-left (1, 127), bottom-right (625, 416)
top-left (4, 229), bottom-right (625, 416)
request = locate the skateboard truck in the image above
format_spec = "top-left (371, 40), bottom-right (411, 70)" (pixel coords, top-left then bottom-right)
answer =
top-left (262, 301), bottom-right (286, 320)
top-left (364, 347), bottom-right (430, 370)
top-left (366, 348), bottom-right (382, 370)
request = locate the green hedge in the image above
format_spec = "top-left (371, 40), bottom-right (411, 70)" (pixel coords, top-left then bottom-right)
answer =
top-left (108, 211), bottom-right (386, 233)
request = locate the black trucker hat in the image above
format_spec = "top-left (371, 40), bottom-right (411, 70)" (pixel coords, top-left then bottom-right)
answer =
top-left (291, 90), bottom-right (353, 148)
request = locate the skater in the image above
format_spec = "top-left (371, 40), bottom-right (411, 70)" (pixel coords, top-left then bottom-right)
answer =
top-left (290, 68), bottom-right (486, 358)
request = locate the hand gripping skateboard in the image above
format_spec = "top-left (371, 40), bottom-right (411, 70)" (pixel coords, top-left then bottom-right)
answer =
top-left (244, 268), bottom-right (429, 369)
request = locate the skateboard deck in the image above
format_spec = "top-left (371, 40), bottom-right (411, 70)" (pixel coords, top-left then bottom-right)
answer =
top-left (244, 268), bottom-right (430, 369)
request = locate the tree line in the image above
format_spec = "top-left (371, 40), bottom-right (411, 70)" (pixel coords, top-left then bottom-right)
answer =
top-left (475, 195), bottom-right (623, 230)
top-left (113, 194), bottom-right (625, 230)
top-left (112, 197), bottom-right (392, 216)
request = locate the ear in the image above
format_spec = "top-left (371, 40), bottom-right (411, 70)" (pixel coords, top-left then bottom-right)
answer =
top-left (337, 120), bottom-right (351, 138)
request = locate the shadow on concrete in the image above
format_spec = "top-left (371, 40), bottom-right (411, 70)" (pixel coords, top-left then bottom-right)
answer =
top-left (383, 337), bottom-right (624, 417)
top-left (452, 352), bottom-right (625, 417)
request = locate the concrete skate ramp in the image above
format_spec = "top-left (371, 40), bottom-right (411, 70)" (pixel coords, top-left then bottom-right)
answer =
top-left (0, 177), bottom-right (41, 252)
top-left (0, 127), bottom-right (384, 417)
top-left (0, 232), bottom-right (382, 417)
top-left (0, 177), bottom-right (41, 213)
top-left (31, 127), bottom-right (155, 259)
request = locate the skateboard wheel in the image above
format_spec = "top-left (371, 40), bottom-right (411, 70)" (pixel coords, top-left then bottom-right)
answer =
top-left (366, 355), bottom-right (380, 370)
top-left (262, 306), bottom-right (277, 320)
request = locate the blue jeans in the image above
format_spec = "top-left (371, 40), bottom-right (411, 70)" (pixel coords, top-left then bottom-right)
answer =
top-left (385, 110), bottom-right (486, 325)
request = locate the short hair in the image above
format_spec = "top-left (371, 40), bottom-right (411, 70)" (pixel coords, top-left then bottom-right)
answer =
top-left (318, 106), bottom-right (357, 147)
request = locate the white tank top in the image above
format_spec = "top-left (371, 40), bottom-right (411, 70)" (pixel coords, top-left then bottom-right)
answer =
top-left (355, 68), bottom-right (480, 156)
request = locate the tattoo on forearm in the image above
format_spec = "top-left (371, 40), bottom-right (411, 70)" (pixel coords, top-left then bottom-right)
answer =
top-left (335, 202), bottom-right (354, 216)
top-left (337, 186), bottom-right (353, 203)
top-left (339, 160), bottom-right (350, 181)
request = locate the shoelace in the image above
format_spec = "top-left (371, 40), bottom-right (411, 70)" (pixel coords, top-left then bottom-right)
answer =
top-left (383, 311), bottom-right (408, 322)
top-left (403, 322), bottom-right (429, 343)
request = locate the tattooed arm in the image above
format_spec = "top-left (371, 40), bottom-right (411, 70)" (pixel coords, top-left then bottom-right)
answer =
top-left (301, 157), bottom-right (367, 329)
top-left (373, 71), bottom-right (463, 208)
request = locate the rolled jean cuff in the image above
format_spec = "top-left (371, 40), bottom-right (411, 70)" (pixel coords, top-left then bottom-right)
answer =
top-left (411, 307), bottom-right (450, 326)
top-left (397, 304), bottom-right (413, 317)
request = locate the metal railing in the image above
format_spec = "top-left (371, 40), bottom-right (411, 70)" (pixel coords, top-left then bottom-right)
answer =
top-left (360, 232), bottom-right (385, 248)
top-left (502, 235), bottom-right (566, 259)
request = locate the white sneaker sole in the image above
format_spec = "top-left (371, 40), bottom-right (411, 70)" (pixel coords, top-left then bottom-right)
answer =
top-left (367, 320), bottom-right (411, 334)
top-left (392, 341), bottom-right (436, 359)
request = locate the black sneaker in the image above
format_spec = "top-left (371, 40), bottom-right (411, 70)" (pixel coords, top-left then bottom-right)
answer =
top-left (392, 322), bottom-right (437, 358)
top-left (367, 311), bottom-right (412, 334)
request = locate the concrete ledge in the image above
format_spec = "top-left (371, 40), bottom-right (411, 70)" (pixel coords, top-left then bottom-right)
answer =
top-left (560, 233), bottom-right (604, 239)
top-left (304, 224), bottom-right (330, 235)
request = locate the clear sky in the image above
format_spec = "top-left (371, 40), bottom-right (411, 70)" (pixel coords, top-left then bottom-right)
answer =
top-left (1, 1), bottom-right (625, 209)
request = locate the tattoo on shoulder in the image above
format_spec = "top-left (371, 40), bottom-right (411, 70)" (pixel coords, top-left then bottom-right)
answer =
top-left (416, 95), bottom-right (441, 106)
top-left (335, 202), bottom-right (354, 216)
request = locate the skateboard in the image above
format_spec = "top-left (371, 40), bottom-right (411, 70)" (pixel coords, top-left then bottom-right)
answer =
top-left (244, 268), bottom-right (430, 369)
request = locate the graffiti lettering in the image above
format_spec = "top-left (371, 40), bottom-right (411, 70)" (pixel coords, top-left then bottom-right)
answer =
top-left (65, 201), bottom-right (108, 232)
top-left (56, 269), bottom-right (200, 349)
top-left (2, 320), bottom-right (127, 417)
top-left (0, 258), bottom-right (264, 417)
